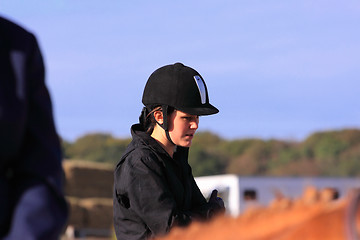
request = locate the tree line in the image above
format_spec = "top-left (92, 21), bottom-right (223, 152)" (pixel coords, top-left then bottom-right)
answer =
top-left (62, 128), bottom-right (360, 177)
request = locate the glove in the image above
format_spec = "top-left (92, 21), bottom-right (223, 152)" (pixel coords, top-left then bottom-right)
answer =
top-left (207, 189), bottom-right (225, 218)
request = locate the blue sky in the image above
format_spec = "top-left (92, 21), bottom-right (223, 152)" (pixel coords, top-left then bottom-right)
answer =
top-left (1, 0), bottom-right (360, 142)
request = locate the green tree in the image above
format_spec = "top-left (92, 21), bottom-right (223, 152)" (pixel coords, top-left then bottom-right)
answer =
top-left (302, 130), bottom-right (358, 176)
top-left (61, 128), bottom-right (360, 177)
top-left (188, 145), bottom-right (227, 177)
top-left (65, 133), bottom-right (130, 165)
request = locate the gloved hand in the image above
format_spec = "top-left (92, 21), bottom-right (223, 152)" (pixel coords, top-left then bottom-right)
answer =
top-left (207, 189), bottom-right (225, 218)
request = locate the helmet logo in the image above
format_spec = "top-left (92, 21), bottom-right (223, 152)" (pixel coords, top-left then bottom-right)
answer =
top-left (193, 75), bottom-right (207, 104)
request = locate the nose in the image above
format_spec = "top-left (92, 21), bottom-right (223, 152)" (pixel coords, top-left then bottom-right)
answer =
top-left (190, 118), bottom-right (199, 130)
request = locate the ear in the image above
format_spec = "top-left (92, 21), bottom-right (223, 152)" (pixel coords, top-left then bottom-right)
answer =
top-left (153, 110), bottom-right (164, 125)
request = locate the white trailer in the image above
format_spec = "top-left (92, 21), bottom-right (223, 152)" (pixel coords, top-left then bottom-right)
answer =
top-left (195, 174), bottom-right (360, 216)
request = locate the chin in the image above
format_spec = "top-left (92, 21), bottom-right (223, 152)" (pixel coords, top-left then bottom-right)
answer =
top-left (180, 141), bottom-right (192, 148)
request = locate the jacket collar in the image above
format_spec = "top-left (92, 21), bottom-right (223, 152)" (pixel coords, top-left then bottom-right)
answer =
top-left (130, 124), bottom-right (189, 161)
top-left (130, 123), bottom-right (170, 158)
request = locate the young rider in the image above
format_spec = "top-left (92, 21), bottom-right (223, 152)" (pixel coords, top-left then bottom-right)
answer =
top-left (113, 62), bottom-right (225, 240)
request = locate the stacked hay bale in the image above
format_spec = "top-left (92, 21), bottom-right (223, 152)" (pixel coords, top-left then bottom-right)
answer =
top-left (63, 160), bottom-right (114, 237)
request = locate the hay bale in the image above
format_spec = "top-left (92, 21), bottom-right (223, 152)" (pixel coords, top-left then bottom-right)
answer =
top-left (63, 160), bottom-right (113, 198)
top-left (80, 198), bottom-right (114, 229)
top-left (66, 197), bottom-right (87, 229)
top-left (67, 197), bottom-right (113, 229)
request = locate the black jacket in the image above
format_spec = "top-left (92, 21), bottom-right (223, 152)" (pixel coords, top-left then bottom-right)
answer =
top-left (0, 16), bottom-right (64, 197)
top-left (0, 16), bottom-right (68, 238)
top-left (113, 124), bottom-right (212, 240)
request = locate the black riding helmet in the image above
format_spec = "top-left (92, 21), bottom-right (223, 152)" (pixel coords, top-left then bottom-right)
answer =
top-left (140, 62), bottom-right (219, 143)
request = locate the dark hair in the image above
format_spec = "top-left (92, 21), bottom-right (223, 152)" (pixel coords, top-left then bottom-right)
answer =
top-left (140, 105), bottom-right (175, 134)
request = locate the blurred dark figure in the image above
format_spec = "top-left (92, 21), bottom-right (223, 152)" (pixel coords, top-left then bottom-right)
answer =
top-left (0, 16), bottom-right (68, 239)
top-left (243, 189), bottom-right (257, 201)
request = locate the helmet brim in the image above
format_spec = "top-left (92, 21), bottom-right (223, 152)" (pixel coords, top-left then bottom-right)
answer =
top-left (177, 103), bottom-right (219, 116)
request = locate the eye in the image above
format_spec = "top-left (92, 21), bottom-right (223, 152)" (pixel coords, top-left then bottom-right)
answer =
top-left (182, 116), bottom-right (199, 121)
top-left (182, 117), bottom-right (192, 121)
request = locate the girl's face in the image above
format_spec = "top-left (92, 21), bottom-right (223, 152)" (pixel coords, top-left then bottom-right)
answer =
top-left (168, 110), bottom-right (199, 147)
